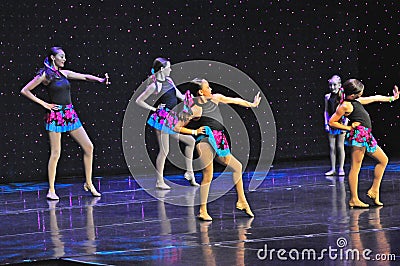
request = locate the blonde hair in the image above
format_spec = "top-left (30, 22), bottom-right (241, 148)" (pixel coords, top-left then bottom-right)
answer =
top-left (328, 75), bottom-right (341, 84)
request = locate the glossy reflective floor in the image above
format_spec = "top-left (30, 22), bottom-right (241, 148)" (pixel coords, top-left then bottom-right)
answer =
top-left (1, 159), bottom-right (400, 265)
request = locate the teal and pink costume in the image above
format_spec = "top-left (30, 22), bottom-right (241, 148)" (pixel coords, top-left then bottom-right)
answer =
top-left (40, 67), bottom-right (82, 133)
top-left (344, 99), bottom-right (377, 153)
top-left (147, 77), bottom-right (180, 134)
top-left (187, 97), bottom-right (231, 157)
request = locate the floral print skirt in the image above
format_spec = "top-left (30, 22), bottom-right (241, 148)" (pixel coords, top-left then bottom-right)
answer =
top-left (44, 104), bottom-right (82, 133)
top-left (196, 126), bottom-right (231, 157)
top-left (345, 125), bottom-right (377, 153)
top-left (147, 107), bottom-right (179, 134)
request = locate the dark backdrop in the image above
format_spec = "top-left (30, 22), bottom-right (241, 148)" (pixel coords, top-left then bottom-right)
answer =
top-left (1, 1), bottom-right (399, 182)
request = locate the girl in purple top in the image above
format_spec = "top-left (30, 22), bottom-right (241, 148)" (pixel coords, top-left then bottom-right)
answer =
top-left (21, 47), bottom-right (109, 200)
top-left (136, 58), bottom-right (199, 189)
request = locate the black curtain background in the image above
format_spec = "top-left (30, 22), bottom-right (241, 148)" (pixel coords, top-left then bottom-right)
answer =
top-left (1, 1), bottom-right (399, 182)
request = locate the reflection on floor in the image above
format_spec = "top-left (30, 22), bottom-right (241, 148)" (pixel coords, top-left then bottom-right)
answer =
top-left (0, 160), bottom-right (399, 265)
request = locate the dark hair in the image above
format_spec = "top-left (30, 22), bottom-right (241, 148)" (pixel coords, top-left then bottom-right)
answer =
top-left (177, 78), bottom-right (205, 121)
top-left (343, 79), bottom-right (364, 95)
top-left (47, 46), bottom-right (63, 60)
top-left (152, 57), bottom-right (169, 73)
top-left (189, 78), bottom-right (204, 96)
top-left (37, 46), bottom-right (64, 81)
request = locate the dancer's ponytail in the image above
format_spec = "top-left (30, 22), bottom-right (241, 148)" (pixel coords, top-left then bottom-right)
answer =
top-left (37, 46), bottom-right (63, 82)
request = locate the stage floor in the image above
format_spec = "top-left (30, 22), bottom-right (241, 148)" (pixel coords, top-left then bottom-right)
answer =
top-left (1, 159), bottom-right (399, 265)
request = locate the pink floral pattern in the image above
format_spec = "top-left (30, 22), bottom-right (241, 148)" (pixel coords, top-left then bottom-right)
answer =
top-left (46, 104), bottom-right (78, 126)
top-left (44, 104), bottom-right (82, 132)
top-left (346, 125), bottom-right (377, 153)
top-left (148, 107), bottom-right (179, 134)
top-left (212, 130), bottom-right (230, 150)
top-left (196, 126), bottom-right (231, 157)
top-left (148, 90), bottom-right (194, 133)
top-left (183, 90), bottom-right (194, 114)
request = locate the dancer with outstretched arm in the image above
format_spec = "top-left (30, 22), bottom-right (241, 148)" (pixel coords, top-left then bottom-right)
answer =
top-left (174, 78), bottom-right (261, 221)
top-left (329, 79), bottom-right (398, 208)
top-left (20, 46), bottom-right (109, 200)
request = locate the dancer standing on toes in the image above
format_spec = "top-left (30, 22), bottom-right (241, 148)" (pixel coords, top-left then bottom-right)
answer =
top-left (329, 79), bottom-right (398, 208)
top-left (324, 75), bottom-right (347, 176)
top-left (20, 46), bottom-right (109, 200)
top-left (136, 57), bottom-right (199, 189)
top-left (174, 78), bottom-right (261, 221)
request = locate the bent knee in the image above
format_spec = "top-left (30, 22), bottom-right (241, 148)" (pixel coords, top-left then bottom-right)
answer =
top-left (83, 142), bottom-right (94, 154)
top-left (158, 147), bottom-right (169, 157)
top-left (188, 138), bottom-right (196, 148)
top-left (49, 150), bottom-right (61, 160)
top-left (381, 155), bottom-right (389, 166)
top-left (233, 162), bottom-right (243, 173)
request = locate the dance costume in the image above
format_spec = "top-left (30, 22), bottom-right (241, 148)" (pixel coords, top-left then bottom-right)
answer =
top-left (43, 71), bottom-right (82, 133)
top-left (326, 93), bottom-right (346, 135)
top-left (188, 98), bottom-right (231, 157)
top-left (344, 99), bottom-right (377, 153)
top-left (147, 78), bottom-right (180, 134)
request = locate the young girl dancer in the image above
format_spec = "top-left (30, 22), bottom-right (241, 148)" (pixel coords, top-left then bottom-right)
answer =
top-left (20, 46), bottom-right (109, 200)
top-left (324, 75), bottom-right (346, 176)
top-left (136, 58), bottom-right (199, 189)
top-left (174, 78), bottom-right (261, 221)
top-left (329, 79), bottom-right (398, 208)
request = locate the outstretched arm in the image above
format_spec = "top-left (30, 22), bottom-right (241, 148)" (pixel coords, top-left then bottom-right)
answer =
top-left (61, 70), bottom-right (110, 84)
top-left (215, 92), bottom-right (261, 107)
top-left (358, 85), bottom-right (399, 105)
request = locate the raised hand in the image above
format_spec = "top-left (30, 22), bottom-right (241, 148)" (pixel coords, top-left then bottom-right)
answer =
top-left (104, 73), bottom-right (110, 85)
top-left (252, 92), bottom-right (261, 107)
top-left (393, 85), bottom-right (399, 100)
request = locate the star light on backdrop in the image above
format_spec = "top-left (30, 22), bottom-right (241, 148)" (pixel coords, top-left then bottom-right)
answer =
top-left (1, 1), bottom-right (398, 182)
